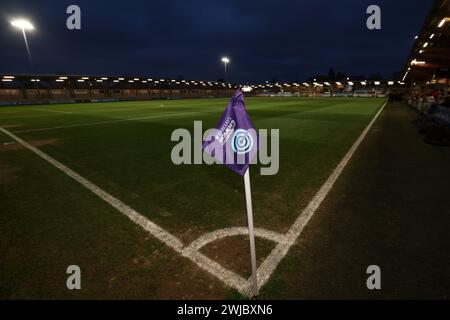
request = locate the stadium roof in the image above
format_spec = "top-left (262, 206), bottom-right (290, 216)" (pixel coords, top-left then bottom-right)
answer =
top-left (403, 0), bottom-right (450, 82)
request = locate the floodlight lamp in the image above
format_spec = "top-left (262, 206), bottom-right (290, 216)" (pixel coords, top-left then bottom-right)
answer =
top-left (11, 19), bottom-right (34, 30)
top-left (438, 18), bottom-right (449, 28)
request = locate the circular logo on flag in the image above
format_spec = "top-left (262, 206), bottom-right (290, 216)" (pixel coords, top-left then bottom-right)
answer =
top-left (231, 129), bottom-right (254, 155)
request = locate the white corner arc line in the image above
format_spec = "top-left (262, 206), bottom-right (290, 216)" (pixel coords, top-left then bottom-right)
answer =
top-left (254, 100), bottom-right (388, 289)
top-left (186, 227), bottom-right (288, 252)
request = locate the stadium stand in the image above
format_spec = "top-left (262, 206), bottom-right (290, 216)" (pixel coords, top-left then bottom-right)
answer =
top-left (0, 74), bottom-right (239, 105)
top-left (0, 75), bottom-right (399, 105)
top-left (403, 0), bottom-right (449, 110)
top-left (251, 80), bottom-right (398, 97)
top-left (402, 0), bottom-right (450, 146)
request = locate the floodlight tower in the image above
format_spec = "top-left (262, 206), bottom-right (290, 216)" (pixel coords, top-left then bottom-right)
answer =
top-left (10, 19), bottom-right (35, 72)
top-left (221, 57), bottom-right (230, 82)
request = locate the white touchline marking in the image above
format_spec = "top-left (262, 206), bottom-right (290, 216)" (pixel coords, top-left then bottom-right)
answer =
top-left (0, 99), bottom-right (387, 297)
top-left (252, 100), bottom-right (388, 291)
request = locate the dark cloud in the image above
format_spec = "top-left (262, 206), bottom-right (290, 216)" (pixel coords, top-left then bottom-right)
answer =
top-left (0, 0), bottom-right (433, 82)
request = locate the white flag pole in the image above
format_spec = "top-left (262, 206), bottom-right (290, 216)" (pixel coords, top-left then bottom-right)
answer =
top-left (243, 167), bottom-right (258, 297)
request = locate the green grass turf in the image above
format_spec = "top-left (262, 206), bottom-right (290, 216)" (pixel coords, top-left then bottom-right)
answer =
top-left (0, 97), bottom-right (384, 298)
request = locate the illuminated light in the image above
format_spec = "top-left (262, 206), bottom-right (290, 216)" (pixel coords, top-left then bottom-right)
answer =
top-left (423, 42), bottom-right (428, 48)
top-left (56, 79), bottom-right (64, 82)
top-left (10, 19), bottom-right (34, 31)
top-left (303, 82), bottom-right (309, 86)
top-left (361, 81), bottom-right (367, 85)
top-left (128, 80), bottom-right (134, 83)
top-left (96, 80), bottom-right (103, 82)
top-left (221, 57), bottom-right (230, 63)
top-left (402, 71), bottom-right (409, 82)
top-left (101, 77), bottom-right (108, 80)
top-left (113, 80), bottom-right (119, 83)
top-left (374, 81), bottom-right (380, 85)
top-left (142, 80), bottom-right (147, 83)
top-left (2, 79), bottom-right (13, 82)
top-left (411, 59), bottom-right (426, 65)
top-left (147, 79), bottom-right (153, 81)
top-left (324, 82), bottom-right (330, 86)
top-left (118, 78), bottom-right (124, 81)
top-left (348, 82), bottom-right (354, 86)
top-left (429, 34), bottom-right (435, 39)
top-left (77, 79), bottom-right (85, 82)
top-left (336, 82), bottom-right (342, 86)
top-left (59, 76), bottom-right (68, 80)
top-left (388, 81), bottom-right (394, 85)
top-left (3, 76), bottom-right (15, 79)
top-left (419, 50), bottom-right (424, 53)
top-left (438, 18), bottom-right (450, 28)
top-left (414, 35), bottom-right (418, 39)
top-left (133, 78), bottom-right (139, 81)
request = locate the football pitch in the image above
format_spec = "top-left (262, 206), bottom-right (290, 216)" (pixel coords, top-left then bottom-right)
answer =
top-left (0, 97), bottom-right (385, 299)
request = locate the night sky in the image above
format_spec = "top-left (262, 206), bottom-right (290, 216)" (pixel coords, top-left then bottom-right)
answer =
top-left (0, 0), bottom-right (433, 83)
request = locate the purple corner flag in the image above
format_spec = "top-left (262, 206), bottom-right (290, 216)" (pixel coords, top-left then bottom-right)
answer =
top-left (202, 90), bottom-right (258, 176)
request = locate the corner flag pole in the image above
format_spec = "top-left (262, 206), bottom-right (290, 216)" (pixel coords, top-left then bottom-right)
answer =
top-left (244, 168), bottom-right (258, 297)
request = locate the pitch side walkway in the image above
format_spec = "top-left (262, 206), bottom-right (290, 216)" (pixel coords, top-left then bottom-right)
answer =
top-left (261, 101), bottom-right (450, 299)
